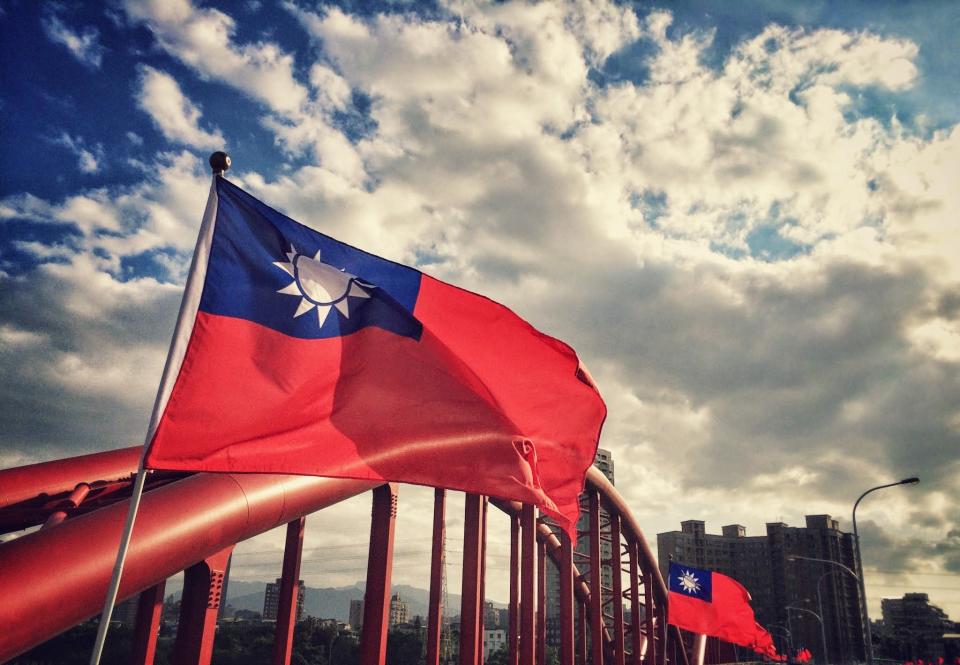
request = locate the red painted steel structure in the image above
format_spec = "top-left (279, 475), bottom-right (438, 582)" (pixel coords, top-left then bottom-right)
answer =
top-left (173, 546), bottom-right (234, 664)
top-left (0, 448), bottom-right (690, 665)
top-left (425, 488), bottom-right (446, 665)
top-left (360, 483), bottom-right (398, 665)
top-left (460, 494), bottom-right (484, 665)
top-left (508, 513), bottom-right (520, 665)
top-left (132, 582), bottom-right (165, 665)
top-left (273, 517), bottom-right (306, 665)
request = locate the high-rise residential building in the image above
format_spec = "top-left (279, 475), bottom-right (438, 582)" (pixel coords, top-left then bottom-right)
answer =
top-left (389, 592), bottom-right (409, 627)
top-left (546, 448), bottom-right (615, 646)
top-left (349, 599), bottom-right (364, 631)
top-left (880, 593), bottom-right (953, 661)
top-left (657, 516), bottom-right (865, 664)
top-left (262, 578), bottom-right (305, 622)
top-left (483, 628), bottom-right (508, 662)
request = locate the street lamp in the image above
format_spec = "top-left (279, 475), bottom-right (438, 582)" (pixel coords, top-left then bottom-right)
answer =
top-left (769, 624), bottom-right (794, 656)
top-left (788, 554), bottom-right (860, 665)
top-left (852, 477), bottom-right (920, 665)
top-left (786, 555), bottom-right (859, 581)
top-left (786, 604), bottom-right (826, 665)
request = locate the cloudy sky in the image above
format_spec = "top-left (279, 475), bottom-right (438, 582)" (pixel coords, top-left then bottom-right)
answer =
top-left (1, 0), bottom-right (958, 619)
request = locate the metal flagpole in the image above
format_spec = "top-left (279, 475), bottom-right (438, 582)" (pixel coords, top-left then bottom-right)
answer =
top-left (88, 152), bottom-right (229, 665)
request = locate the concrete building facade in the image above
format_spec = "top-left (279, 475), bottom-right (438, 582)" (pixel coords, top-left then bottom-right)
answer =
top-left (349, 598), bottom-right (364, 631)
top-left (389, 592), bottom-right (409, 627)
top-left (881, 593), bottom-right (954, 661)
top-left (262, 578), bottom-right (305, 622)
top-left (482, 628), bottom-right (507, 662)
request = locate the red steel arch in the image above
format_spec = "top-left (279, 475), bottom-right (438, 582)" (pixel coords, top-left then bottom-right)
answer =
top-left (0, 447), bottom-right (689, 665)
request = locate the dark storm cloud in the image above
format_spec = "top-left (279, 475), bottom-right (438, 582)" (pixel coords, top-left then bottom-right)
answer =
top-left (0, 265), bottom-right (182, 464)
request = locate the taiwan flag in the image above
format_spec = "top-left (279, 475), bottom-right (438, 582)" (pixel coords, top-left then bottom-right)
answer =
top-left (142, 176), bottom-right (606, 536)
top-left (667, 562), bottom-right (779, 658)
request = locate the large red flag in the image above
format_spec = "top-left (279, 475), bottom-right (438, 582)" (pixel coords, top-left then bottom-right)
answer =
top-left (667, 562), bottom-right (780, 658)
top-left (142, 177), bottom-right (606, 536)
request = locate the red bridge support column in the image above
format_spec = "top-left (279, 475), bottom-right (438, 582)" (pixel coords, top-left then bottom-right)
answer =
top-left (657, 601), bottom-right (668, 665)
top-left (520, 504), bottom-right (536, 665)
top-left (559, 529), bottom-right (574, 665)
top-left (460, 494), bottom-right (485, 665)
top-left (537, 537), bottom-right (546, 665)
top-left (577, 599), bottom-right (587, 665)
top-left (611, 513), bottom-right (625, 665)
top-left (425, 489), bottom-right (446, 665)
top-left (172, 545), bottom-right (234, 665)
top-left (629, 541), bottom-right (642, 665)
top-left (645, 568), bottom-right (657, 665)
top-left (508, 513), bottom-right (520, 665)
top-left (360, 483), bottom-right (398, 665)
top-left (479, 497), bottom-right (488, 664)
top-left (132, 581), bottom-right (165, 665)
top-left (588, 490), bottom-right (603, 665)
top-left (273, 516), bottom-right (306, 665)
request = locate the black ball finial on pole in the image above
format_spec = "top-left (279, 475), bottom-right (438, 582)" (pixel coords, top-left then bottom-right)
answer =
top-left (209, 151), bottom-right (231, 176)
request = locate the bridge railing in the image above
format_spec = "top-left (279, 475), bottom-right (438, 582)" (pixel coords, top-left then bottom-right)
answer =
top-left (0, 448), bottom-right (688, 665)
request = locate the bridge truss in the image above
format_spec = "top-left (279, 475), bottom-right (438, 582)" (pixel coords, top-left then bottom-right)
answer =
top-left (0, 446), bottom-right (691, 665)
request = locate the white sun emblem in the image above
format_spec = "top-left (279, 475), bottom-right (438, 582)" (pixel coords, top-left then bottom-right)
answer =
top-left (273, 244), bottom-right (374, 327)
top-left (677, 569), bottom-right (701, 595)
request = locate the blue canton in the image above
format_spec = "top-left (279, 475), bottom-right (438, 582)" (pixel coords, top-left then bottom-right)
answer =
top-left (200, 179), bottom-right (422, 341)
top-left (668, 561), bottom-right (713, 603)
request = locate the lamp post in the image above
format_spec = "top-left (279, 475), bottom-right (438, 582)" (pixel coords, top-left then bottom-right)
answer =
top-left (770, 624), bottom-right (794, 657)
top-left (787, 555), bottom-right (860, 665)
top-left (786, 604), bottom-right (826, 665)
top-left (852, 478), bottom-right (919, 665)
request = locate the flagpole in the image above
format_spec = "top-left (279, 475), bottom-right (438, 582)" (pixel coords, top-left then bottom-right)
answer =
top-left (88, 152), bottom-right (229, 665)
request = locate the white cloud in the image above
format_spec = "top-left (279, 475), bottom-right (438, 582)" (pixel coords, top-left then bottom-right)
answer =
top-left (51, 133), bottom-right (104, 174)
top-left (1, 151), bottom-right (209, 256)
top-left (137, 66), bottom-right (225, 149)
top-left (42, 13), bottom-right (105, 69)
top-left (122, 0), bottom-right (308, 115)
top-left (0, 325), bottom-right (48, 350)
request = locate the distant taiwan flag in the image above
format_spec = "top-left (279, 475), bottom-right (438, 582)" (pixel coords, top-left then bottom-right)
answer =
top-left (667, 562), bottom-right (780, 658)
top-left (142, 176), bottom-right (606, 536)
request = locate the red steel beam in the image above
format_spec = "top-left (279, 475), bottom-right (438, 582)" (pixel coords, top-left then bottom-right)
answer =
top-left (629, 541), bottom-right (642, 665)
top-left (426, 489), bottom-right (446, 665)
top-left (577, 600), bottom-right (587, 665)
top-left (479, 497), bottom-right (488, 664)
top-left (537, 538), bottom-right (546, 665)
top-left (490, 498), bottom-right (611, 649)
top-left (588, 470), bottom-right (668, 601)
top-left (172, 545), bottom-right (234, 665)
top-left (559, 529), bottom-right (574, 665)
top-left (0, 446), bottom-right (141, 510)
top-left (132, 581), bottom-right (166, 665)
top-left (589, 489), bottom-right (604, 665)
top-left (520, 504), bottom-right (536, 665)
top-left (360, 483), bottom-right (398, 665)
top-left (460, 494), bottom-right (484, 665)
top-left (611, 513), bottom-right (625, 665)
top-left (645, 569), bottom-right (657, 665)
top-left (273, 517), bottom-right (306, 665)
top-left (508, 513), bottom-right (520, 665)
top-left (41, 482), bottom-right (91, 529)
top-left (0, 472), bottom-right (378, 663)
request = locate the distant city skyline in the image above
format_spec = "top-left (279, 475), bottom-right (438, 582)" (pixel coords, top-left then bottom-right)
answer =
top-left (1, 0), bottom-right (957, 622)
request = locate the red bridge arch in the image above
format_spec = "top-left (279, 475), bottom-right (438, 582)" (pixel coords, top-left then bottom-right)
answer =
top-left (0, 446), bottom-right (690, 665)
